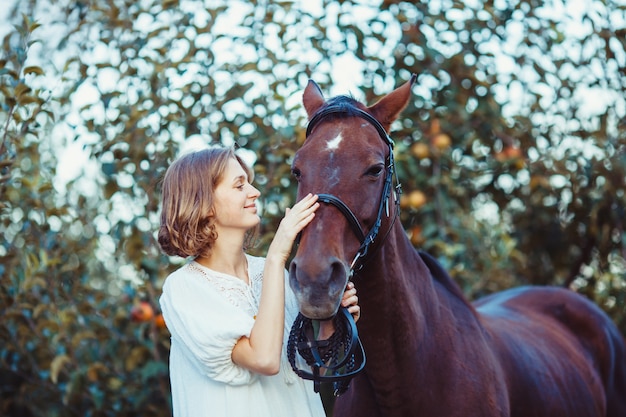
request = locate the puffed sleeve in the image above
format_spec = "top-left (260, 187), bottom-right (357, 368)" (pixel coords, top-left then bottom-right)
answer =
top-left (159, 265), bottom-right (257, 385)
top-left (284, 271), bottom-right (301, 325)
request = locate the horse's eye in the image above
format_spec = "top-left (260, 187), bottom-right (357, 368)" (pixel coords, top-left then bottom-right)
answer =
top-left (365, 165), bottom-right (384, 178)
top-left (292, 168), bottom-right (302, 181)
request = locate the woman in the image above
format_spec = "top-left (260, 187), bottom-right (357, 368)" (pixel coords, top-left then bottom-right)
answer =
top-left (158, 146), bottom-right (360, 417)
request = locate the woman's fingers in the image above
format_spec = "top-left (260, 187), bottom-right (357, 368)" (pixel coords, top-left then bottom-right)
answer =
top-left (281, 194), bottom-right (319, 234)
top-left (347, 305), bottom-right (360, 323)
top-left (267, 194), bottom-right (319, 262)
top-left (341, 288), bottom-right (357, 305)
top-left (342, 295), bottom-right (358, 311)
top-left (341, 281), bottom-right (360, 322)
top-left (293, 194), bottom-right (319, 221)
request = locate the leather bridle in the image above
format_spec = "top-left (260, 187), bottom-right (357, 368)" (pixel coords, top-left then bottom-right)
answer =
top-left (305, 101), bottom-right (402, 273)
top-left (288, 101), bottom-right (402, 396)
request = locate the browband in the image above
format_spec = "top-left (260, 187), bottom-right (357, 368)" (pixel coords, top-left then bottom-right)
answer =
top-left (306, 103), bottom-right (394, 148)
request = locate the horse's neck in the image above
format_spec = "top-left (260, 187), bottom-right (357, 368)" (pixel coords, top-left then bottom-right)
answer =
top-left (357, 228), bottom-right (440, 341)
top-left (350, 230), bottom-right (434, 406)
top-left (355, 226), bottom-right (482, 397)
top-left (364, 222), bottom-right (475, 319)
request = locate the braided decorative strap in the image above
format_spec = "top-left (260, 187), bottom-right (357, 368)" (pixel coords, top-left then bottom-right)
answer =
top-left (287, 307), bottom-right (366, 396)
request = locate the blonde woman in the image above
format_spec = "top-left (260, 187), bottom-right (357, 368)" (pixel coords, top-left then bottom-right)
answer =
top-left (158, 146), bottom-right (359, 417)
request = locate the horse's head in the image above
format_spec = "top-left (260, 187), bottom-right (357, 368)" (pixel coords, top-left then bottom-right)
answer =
top-left (289, 76), bottom-right (415, 319)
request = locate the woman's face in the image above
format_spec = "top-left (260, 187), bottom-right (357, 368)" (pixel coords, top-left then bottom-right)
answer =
top-left (212, 157), bottom-right (261, 234)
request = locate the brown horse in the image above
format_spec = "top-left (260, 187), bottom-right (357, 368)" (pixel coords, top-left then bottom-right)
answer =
top-left (288, 75), bottom-right (626, 417)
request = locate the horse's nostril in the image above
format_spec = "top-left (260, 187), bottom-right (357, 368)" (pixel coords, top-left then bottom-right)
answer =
top-left (289, 261), bottom-right (300, 292)
top-left (329, 260), bottom-right (348, 295)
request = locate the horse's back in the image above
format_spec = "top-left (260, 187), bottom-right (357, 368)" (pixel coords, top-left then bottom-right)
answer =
top-left (475, 286), bottom-right (626, 417)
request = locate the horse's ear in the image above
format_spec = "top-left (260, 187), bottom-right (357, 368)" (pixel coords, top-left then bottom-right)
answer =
top-left (303, 80), bottom-right (326, 119)
top-left (368, 74), bottom-right (416, 132)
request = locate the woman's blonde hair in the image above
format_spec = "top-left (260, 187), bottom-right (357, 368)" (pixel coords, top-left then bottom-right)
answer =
top-left (158, 146), bottom-right (255, 259)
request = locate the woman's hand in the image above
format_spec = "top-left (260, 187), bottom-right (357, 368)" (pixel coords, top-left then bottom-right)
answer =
top-left (267, 193), bottom-right (319, 264)
top-left (341, 281), bottom-right (360, 323)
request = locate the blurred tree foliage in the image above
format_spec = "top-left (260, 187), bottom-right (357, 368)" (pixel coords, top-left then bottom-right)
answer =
top-left (1, 0), bottom-right (624, 415)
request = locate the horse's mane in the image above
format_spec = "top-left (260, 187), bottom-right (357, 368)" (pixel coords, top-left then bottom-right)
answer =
top-left (418, 251), bottom-right (476, 314)
top-left (318, 95), bottom-right (366, 115)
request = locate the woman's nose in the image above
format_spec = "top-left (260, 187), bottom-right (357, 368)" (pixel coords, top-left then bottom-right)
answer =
top-left (249, 185), bottom-right (261, 198)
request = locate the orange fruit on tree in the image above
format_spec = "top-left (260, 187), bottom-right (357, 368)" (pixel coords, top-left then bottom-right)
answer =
top-left (130, 301), bottom-right (154, 323)
top-left (411, 142), bottom-right (430, 159)
top-left (154, 313), bottom-right (167, 329)
top-left (400, 193), bottom-right (410, 209)
top-left (428, 118), bottom-right (441, 136)
top-left (407, 190), bottom-right (427, 209)
top-left (431, 133), bottom-right (452, 150)
top-left (409, 225), bottom-right (425, 246)
top-left (495, 145), bottom-right (522, 162)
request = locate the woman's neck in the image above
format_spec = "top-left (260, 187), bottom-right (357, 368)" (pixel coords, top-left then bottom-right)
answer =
top-left (196, 239), bottom-right (249, 283)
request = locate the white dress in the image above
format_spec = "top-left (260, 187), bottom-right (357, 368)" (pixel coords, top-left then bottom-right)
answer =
top-left (159, 254), bottom-right (326, 417)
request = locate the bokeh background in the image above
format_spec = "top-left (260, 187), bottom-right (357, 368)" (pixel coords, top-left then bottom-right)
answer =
top-left (1, 0), bottom-right (625, 415)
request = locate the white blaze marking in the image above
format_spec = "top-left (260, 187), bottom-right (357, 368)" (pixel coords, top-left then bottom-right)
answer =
top-left (326, 133), bottom-right (343, 151)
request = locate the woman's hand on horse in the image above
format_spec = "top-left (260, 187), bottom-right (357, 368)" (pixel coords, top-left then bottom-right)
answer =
top-left (342, 281), bottom-right (360, 323)
top-left (267, 193), bottom-right (319, 264)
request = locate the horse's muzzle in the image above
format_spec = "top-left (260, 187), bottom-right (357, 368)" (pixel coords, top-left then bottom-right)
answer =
top-left (289, 256), bottom-right (349, 319)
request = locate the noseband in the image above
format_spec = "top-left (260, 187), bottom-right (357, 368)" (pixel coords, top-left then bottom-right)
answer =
top-left (288, 101), bottom-right (402, 396)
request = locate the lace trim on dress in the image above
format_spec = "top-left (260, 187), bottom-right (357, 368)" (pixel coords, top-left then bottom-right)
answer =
top-left (186, 262), bottom-right (259, 319)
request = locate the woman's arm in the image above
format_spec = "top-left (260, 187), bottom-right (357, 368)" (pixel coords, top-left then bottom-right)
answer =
top-left (231, 194), bottom-right (319, 375)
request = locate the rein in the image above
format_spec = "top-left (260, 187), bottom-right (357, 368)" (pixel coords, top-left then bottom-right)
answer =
top-left (288, 102), bottom-right (402, 396)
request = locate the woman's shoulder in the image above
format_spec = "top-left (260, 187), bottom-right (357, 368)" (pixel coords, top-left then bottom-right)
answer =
top-left (162, 261), bottom-right (208, 291)
top-left (161, 262), bottom-right (239, 310)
